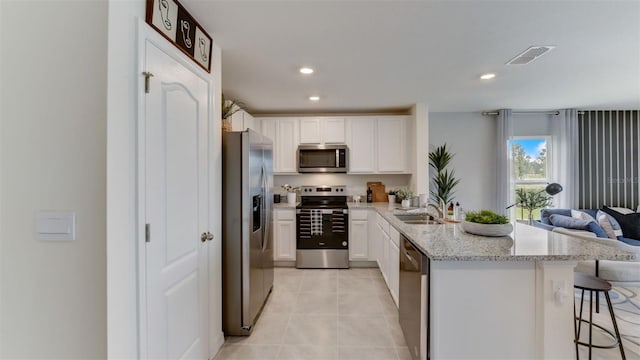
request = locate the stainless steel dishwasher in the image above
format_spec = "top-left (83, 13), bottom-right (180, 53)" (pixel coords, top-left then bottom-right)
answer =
top-left (399, 234), bottom-right (429, 360)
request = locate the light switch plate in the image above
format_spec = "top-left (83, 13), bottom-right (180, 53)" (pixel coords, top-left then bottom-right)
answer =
top-left (36, 211), bottom-right (76, 241)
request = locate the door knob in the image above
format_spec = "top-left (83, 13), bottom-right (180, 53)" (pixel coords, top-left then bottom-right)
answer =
top-left (201, 232), bottom-right (214, 242)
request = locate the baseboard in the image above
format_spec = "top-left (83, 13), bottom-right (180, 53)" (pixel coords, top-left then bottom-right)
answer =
top-left (349, 261), bottom-right (378, 268)
top-left (211, 330), bottom-right (225, 359)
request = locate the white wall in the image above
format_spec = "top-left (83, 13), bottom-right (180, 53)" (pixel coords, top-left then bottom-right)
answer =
top-left (106, 0), bottom-right (145, 357)
top-left (411, 104), bottom-right (429, 195)
top-left (0, 1), bottom-right (107, 358)
top-left (429, 112), bottom-right (497, 212)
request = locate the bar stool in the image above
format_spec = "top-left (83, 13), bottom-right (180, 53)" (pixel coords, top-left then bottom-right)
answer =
top-left (574, 272), bottom-right (626, 359)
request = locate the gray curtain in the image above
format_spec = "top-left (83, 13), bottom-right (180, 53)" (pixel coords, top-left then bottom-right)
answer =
top-left (496, 109), bottom-right (513, 214)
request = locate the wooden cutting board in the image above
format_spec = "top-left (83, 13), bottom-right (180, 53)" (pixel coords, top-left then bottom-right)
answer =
top-left (367, 181), bottom-right (387, 202)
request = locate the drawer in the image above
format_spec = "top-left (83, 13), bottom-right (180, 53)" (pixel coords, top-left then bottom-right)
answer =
top-left (275, 209), bottom-right (295, 221)
top-left (389, 226), bottom-right (400, 247)
top-left (376, 213), bottom-right (389, 235)
top-left (350, 209), bottom-right (369, 221)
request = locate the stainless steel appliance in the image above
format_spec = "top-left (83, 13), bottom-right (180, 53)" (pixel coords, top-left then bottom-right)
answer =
top-left (399, 235), bottom-right (429, 359)
top-left (222, 129), bottom-right (274, 336)
top-left (297, 145), bottom-right (348, 173)
top-left (296, 185), bottom-right (349, 268)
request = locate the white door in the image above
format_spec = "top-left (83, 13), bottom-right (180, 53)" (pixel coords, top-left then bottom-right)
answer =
top-left (143, 39), bottom-right (211, 359)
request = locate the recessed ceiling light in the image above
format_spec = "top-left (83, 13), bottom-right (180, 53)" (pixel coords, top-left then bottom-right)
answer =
top-left (309, 96), bottom-right (320, 101)
top-left (480, 73), bottom-right (496, 80)
top-left (299, 67), bottom-right (314, 74)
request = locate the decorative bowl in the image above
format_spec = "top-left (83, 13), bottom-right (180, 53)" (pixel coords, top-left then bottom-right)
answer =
top-left (461, 221), bottom-right (513, 237)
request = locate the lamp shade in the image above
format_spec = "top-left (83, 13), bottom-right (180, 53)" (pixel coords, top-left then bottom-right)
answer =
top-left (545, 183), bottom-right (563, 196)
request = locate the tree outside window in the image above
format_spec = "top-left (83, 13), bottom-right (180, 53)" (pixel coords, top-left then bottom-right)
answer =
top-left (510, 137), bottom-right (551, 222)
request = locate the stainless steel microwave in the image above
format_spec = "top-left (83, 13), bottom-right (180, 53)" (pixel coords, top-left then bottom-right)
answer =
top-left (297, 145), bottom-right (348, 173)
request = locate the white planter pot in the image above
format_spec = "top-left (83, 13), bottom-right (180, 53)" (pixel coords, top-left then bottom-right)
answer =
top-left (461, 221), bottom-right (513, 237)
top-left (287, 192), bottom-right (297, 205)
top-left (387, 195), bottom-right (396, 205)
top-left (401, 199), bottom-right (411, 208)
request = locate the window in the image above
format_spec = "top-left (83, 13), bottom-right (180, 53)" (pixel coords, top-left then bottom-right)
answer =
top-left (510, 137), bottom-right (551, 222)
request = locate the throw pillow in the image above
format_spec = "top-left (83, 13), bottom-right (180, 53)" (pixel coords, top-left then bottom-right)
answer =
top-left (596, 210), bottom-right (623, 239)
top-left (607, 207), bottom-right (635, 215)
top-left (549, 214), bottom-right (608, 238)
top-left (571, 209), bottom-right (595, 222)
top-left (540, 208), bottom-right (572, 225)
top-left (601, 206), bottom-right (640, 240)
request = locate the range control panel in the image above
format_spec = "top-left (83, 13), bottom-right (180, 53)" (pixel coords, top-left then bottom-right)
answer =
top-left (300, 185), bottom-right (346, 195)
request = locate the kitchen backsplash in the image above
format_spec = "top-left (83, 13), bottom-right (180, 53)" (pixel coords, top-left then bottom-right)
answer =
top-left (273, 174), bottom-right (411, 197)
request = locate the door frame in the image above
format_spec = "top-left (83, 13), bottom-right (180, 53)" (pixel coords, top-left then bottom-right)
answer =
top-left (136, 20), bottom-right (216, 359)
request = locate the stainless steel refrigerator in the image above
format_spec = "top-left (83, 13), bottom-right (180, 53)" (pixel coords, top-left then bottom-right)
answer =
top-left (222, 129), bottom-right (274, 336)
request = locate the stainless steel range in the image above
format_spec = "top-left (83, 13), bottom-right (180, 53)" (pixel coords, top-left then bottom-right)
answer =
top-left (296, 185), bottom-right (349, 269)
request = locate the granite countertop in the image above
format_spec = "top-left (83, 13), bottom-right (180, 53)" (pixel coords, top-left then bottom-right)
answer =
top-left (353, 203), bottom-right (637, 262)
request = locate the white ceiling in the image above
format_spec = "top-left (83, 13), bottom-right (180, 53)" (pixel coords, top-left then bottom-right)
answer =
top-left (182, 0), bottom-right (640, 114)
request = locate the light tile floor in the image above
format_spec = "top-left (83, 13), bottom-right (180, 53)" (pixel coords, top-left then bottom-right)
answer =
top-left (214, 267), bottom-right (411, 360)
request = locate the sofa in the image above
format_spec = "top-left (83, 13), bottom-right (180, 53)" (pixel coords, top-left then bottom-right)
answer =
top-left (533, 207), bottom-right (640, 285)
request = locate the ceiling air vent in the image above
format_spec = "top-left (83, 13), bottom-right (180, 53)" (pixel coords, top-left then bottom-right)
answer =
top-left (506, 46), bottom-right (555, 65)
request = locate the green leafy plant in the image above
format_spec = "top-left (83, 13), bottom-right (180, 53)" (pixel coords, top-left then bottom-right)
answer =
top-left (429, 143), bottom-right (460, 205)
top-left (395, 188), bottom-right (414, 201)
top-left (515, 187), bottom-right (552, 224)
top-left (387, 190), bottom-right (397, 196)
top-left (222, 93), bottom-right (246, 120)
top-left (465, 210), bottom-right (509, 224)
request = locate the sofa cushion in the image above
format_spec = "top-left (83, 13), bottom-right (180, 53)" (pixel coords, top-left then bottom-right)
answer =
top-left (619, 237), bottom-right (640, 247)
top-left (548, 214), bottom-right (608, 238)
top-left (540, 208), bottom-right (572, 225)
top-left (602, 206), bottom-right (640, 241)
top-left (596, 210), bottom-right (623, 239)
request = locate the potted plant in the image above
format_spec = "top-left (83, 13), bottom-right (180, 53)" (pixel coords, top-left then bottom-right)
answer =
top-left (462, 210), bottom-right (513, 237)
top-left (515, 187), bottom-right (553, 225)
top-left (429, 143), bottom-right (460, 213)
top-left (387, 190), bottom-right (397, 205)
top-left (281, 184), bottom-right (299, 205)
top-left (396, 188), bottom-right (414, 208)
top-left (221, 93), bottom-right (246, 132)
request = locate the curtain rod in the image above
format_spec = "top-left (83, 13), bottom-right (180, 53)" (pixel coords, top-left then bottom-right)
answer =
top-left (482, 110), bottom-right (559, 116)
top-left (482, 110), bottom-right (587, 116)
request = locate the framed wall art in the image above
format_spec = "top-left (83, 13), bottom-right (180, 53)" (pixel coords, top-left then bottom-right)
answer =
top-left (146, 0), bottom-right (212, 72)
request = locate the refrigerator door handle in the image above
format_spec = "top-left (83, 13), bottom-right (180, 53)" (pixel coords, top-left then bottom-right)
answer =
top-left (261, 164), bottom-right (270, 251)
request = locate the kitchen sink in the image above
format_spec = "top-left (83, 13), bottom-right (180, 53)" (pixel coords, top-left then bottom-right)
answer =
top-left (394, 214), bottom-right (443, 225)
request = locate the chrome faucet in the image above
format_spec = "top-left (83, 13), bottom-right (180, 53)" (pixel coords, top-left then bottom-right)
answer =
top-left (427, 203), bottom-right (443, 219)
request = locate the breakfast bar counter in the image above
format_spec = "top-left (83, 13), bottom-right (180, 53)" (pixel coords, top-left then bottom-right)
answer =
top-left (349, 202), bottom-right (637, 359)
top-left (370, 203), bottom-right (636, 262)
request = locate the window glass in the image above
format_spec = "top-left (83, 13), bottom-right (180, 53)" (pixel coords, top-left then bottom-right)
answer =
top-left (510, 137), bottom-right (550, 221)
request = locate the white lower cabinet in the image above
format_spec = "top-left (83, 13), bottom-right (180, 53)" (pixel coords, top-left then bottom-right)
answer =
top-left (388, 226), bottom-right (400, 307)
top-left (274, 208), bottom-right (296, 261)
top-left (349, 209), bottom-right (369, 260)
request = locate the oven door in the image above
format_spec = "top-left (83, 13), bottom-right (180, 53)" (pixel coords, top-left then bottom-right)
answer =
top-left (296, 208), bottom-right (348, 249)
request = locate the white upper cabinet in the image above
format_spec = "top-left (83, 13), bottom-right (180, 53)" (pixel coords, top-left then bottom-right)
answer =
top-left (299, 118), bottom-right (322, 144)
top-left (230, 109), bottom-right (261, 133)
top-left (377, 116), bottom-right (407, 173)
top-left (299, 117), bottom-right (345, 145)
top-left (323, 117), bottom-right (346, 144)
top-left (259, 117), bottom-right (299, 174)
top-left (346, 116), bottom-right (409, 174)
top-left (278, 118), bottom-right (299, 173)
top-left (346, 117), bottom-right (376, 173)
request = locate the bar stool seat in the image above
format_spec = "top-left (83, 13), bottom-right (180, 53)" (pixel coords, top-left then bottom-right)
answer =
top-left (574, 272), bottom-right (626, 359)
